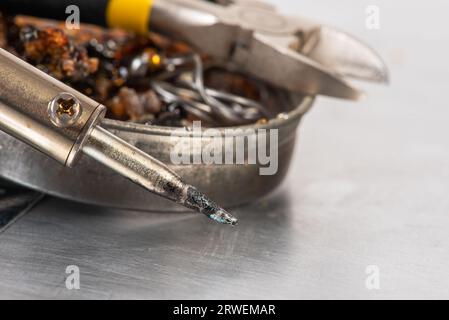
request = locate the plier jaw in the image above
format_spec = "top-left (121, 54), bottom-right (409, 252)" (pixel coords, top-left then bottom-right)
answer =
top-left (152, 0), bottom-right (389, 99)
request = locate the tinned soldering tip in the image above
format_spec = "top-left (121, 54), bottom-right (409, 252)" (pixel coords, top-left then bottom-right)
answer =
top-left (184, 186), bottom-right (238, 226)
top-left (211, 209), bottom-right (239, 226)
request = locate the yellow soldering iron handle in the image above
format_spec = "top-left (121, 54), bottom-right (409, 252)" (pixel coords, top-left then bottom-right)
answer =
top-left (106, 0), bottom-right (154, 34)
top-left (0, 0), bottom-right (155, 35)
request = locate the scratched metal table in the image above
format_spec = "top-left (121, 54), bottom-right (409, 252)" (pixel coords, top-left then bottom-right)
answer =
top-left (1, 0), bottom-right (449, 299)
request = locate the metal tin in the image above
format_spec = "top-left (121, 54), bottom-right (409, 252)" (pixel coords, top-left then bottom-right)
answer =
top-left (0, 93), bottom-right (313, 211)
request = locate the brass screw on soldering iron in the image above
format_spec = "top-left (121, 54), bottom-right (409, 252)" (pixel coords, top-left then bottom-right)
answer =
top-left (48, 92), bottom-right (82, 128)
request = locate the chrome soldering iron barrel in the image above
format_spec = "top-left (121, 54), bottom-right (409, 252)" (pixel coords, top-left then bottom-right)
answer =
top-left (0, 48), bottom-right (106, 167)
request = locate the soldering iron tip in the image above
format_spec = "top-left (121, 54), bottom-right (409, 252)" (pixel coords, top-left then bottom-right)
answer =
top-left (210, 209), bottom-right (239, 226)
top-left (184, 186), bottom-right (238, 226)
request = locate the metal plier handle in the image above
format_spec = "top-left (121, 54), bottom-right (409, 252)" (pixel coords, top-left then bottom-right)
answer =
top-left (151, 0), bottom-right (389, 99)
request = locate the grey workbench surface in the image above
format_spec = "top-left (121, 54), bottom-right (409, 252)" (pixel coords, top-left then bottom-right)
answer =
top-left (1, 0), bottom-right (448, 299)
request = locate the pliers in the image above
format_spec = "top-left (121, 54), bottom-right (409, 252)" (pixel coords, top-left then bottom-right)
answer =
top-left (150, 0), bottom-right (388, 99)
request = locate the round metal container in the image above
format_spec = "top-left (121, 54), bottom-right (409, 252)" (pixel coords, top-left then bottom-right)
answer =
top-left (0, 93), bottom-right (314, 211)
